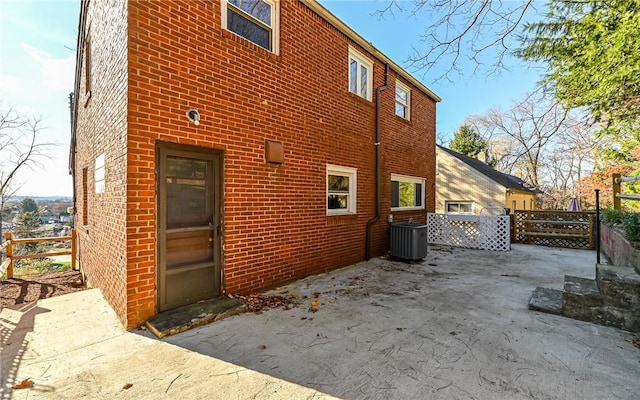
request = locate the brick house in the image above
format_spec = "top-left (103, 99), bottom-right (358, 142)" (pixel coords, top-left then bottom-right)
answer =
top-left (436, 146), bottom-right (537, 215)
top-left (70, 0), bottom-right (440, 328)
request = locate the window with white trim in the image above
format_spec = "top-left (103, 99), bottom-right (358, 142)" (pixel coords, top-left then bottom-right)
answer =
top-left (348, 47), bottom-right (373, 101)
top-left (446, 201), bottom-right (474, 214)
top-left (395, 81), bottom-right (410, 119)
top-left (223, 0), bottom-right (279, 53)
top-left (327, 165), bottom-right (357, 214)
top-left (391, 174), bottom-right (425, 210)
top-left (95, 153), bottom-right (105, 194)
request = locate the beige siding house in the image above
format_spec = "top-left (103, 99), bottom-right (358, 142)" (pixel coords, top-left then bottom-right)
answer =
top-left (436, 146), bottom-right (537, 214)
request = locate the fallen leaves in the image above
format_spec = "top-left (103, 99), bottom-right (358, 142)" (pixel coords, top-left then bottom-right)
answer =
top-left (122, 383), bottom-right (133, 390)
top-left (228, 293), bottom-right (297, 313)
top-left (626, 336), bottom-right (640, 348)
top-left (12, 379), bottom-right (33, 390)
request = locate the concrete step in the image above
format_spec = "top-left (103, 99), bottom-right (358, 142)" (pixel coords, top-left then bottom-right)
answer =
top-left (583, 305), bottom-right (640, 332)
top-left (145, 296), bottom-right (246, 338)
top-left (596, 264), bottom-right (640, 309)
top-left (528, 287), bottom-right (563, 315)
top-left (563, 275), bottom-right (602, 311)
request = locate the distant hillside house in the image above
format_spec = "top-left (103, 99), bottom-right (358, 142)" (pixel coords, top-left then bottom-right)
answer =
top-left (436, 146), bottom-right (538, 215)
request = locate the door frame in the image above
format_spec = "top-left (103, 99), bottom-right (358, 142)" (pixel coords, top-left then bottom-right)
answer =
top-left (155, 141), bottom-right (224, 312)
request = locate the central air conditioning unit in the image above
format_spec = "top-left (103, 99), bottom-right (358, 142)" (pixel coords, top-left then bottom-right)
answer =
top-left (390, 222), bottom-right (428, 261)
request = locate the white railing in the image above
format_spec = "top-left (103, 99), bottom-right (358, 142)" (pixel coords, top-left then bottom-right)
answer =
top-left (427, 213), bottom-right (510, 251)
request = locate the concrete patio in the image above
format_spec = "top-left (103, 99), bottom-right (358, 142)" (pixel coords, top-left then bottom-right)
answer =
top-left (2, 244), bottom-right (639, 399)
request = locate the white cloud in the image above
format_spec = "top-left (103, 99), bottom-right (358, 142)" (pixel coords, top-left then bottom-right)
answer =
top-left (20, 42), bottom-right (75, 93)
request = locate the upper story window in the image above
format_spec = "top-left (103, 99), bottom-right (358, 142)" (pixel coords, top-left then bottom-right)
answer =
top-left (84, 35), bottom-right (91, 95)
top-left (395, 81), bottom-right (410, 120)
top-left (223, 0), bottom-right (279, 53)
top-left (391, 174), bottom-right (425, 210)
top-left (327, 165), bottom-right (357, 215)
top-left (348, 47), bottom-right (373, 101)
top-left (446, 201), bottom-right (474, 214)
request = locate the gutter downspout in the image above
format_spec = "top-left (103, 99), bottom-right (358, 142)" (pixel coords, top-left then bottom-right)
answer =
top-left (365, 63), bottom-right (389, 260)
top-left (70, 0), bottom-right (88, 219)
top-left (69, 92), bottom-right (76, 214)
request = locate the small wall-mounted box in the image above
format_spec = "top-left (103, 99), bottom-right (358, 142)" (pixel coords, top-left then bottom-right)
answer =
top-left (265, 140), bottom-right (284, 164)
top-left (67, 207), bottom-right (76, 214)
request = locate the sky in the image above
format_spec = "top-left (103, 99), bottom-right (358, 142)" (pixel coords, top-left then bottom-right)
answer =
top-left (0, 0), bottom-right (541, 198)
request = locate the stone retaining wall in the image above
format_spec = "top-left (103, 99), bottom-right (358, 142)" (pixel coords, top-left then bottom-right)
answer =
top-left (600, 223), bottom-right (640, 272)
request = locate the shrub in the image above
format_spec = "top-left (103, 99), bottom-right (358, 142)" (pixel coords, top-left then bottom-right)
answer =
top-left (601, 209), bottom-right (625, 225)
top-left (623, 213), bottom-right (640, 242)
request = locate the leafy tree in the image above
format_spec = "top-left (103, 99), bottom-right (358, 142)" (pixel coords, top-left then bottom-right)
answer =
top-left (518, 0), bottom-right (640, 135)
top-left (20, 197), bottom-right (38, 214)
top-left (450, 124), bottom-right (490, 160)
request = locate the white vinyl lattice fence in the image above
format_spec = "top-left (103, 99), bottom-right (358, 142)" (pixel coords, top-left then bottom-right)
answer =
top-left (427, 213), bottom-right (510, 251)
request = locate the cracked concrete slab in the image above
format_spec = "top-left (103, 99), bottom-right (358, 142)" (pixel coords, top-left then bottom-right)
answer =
top-left (3, 244), bottom-right (639, 399)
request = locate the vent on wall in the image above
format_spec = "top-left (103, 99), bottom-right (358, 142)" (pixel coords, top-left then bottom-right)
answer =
top-left (390, 223), bottom-right (428, 261)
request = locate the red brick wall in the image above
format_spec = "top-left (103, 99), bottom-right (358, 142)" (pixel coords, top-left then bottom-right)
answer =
top-left (74, 0), bottom-right (129, 326)
top-left (77, 0), bottom-right (436, 328)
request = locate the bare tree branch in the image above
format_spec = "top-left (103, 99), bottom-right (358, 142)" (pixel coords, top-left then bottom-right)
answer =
top-left (0, 104), bottom-right (54, 200)
top-left (376, 0), bottom-right (536, 82)
top-left (465, 91), bottom-right (596, 197)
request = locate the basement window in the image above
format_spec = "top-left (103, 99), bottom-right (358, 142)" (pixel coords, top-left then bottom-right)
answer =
top-left (223, 0), bottom-right (279, 53)
top-left (446, 201), bottom-right (474, 214)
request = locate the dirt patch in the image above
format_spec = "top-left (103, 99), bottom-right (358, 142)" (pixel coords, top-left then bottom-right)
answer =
top-left (0, 270), bottom-right (86, 308)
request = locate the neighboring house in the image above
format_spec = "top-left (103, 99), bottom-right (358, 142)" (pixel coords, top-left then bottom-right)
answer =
top-left (70, 0), bottom-right (440, 328)
top-left (436, 146), bottom-right (537, 215)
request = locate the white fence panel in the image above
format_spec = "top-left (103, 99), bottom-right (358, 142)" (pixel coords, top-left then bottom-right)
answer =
top-left (427, 213), bottom-right (510, 251)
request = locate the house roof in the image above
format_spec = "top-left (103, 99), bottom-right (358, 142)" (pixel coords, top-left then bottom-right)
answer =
top-left (437, 145), bottom-right (538, 194)
top-left (300, 0), bottom-right (441, 103)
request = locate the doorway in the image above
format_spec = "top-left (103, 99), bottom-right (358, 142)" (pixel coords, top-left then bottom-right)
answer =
top-left (157, 145), bottom-right (222, 311)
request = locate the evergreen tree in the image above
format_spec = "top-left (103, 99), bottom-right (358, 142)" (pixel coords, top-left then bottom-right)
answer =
top-left (20, 197), bottom-right (38, 214)
top-left (14, 211), bottom-right (41, 254)
top-left (519, 0), bottom-right (640, 134)
top-left (450, 125), bottom-right (490, 160)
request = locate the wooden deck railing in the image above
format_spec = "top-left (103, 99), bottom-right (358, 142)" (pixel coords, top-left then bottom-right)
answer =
top-left (613, 173), bottom-right (640, 210)
top-left (512, 210), bottom-right (596, 249)
top-left (0, 229), bottom-right (77, 279)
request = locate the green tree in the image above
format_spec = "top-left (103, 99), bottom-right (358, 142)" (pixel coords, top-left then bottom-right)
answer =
top-left (518, 0), bottom-right (640, 134)
top-left (450, 124), bottom-right (489, 159)
top-left (13, 211), bottom-right (41, 253)
top-left (20, 197), bottom-right (38, 214)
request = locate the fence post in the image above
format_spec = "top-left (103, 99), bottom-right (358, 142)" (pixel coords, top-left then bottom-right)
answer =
top-left (71, 228), bottom-right (77, 271)
top-left (612, 173), bottom-right (621, 211)
top-left (595, 189), bottom-right (601, 264)
top-left (5, 232), bottom-right (13, 279)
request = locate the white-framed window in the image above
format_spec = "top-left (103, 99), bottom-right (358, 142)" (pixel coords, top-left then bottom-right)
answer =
top-left (222, 0), bottom-right (279, 53)
top-left (446, 201), bottom-right (474, 214)
top-left (395, 80), bottom-right (410, 120)
top-left (95, 153), bottom-right (105, 194)
top-left (391, 174), bottom-right (425, 210)
top-left (327, 165), bottom-right (357, 215)
top-left (348, 47), bottom-right (373, 101)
